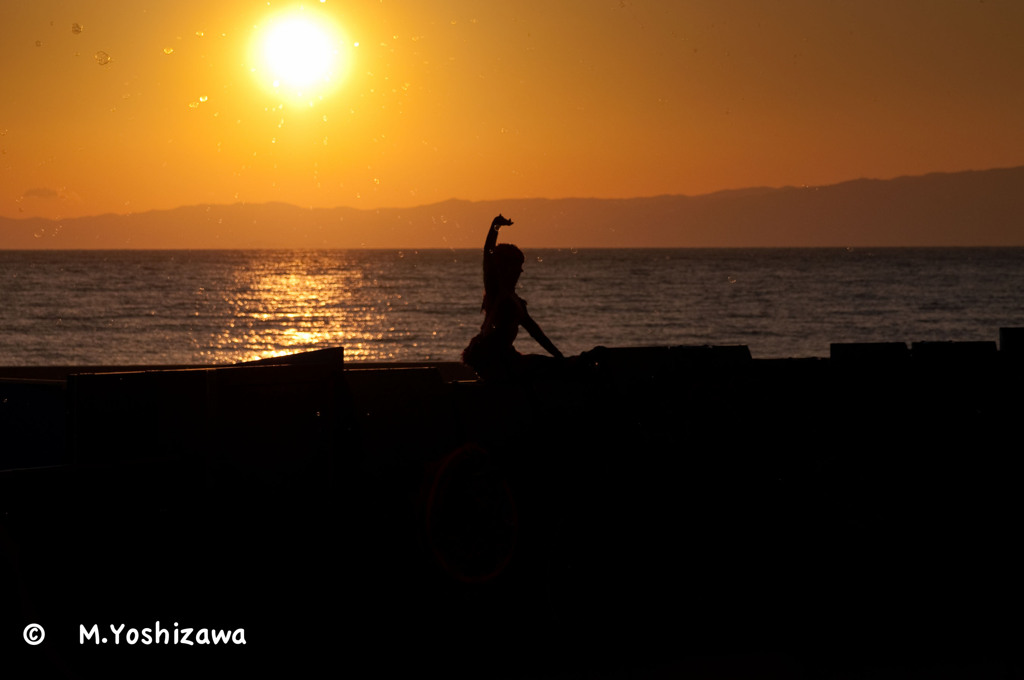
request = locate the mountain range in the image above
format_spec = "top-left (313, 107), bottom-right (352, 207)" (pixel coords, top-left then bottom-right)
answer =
top-left (3, 166), bottom-right (1023, 249)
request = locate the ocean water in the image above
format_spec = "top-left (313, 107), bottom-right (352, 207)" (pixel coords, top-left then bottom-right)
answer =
top-left (1, 248), bottom-right (1022, 366)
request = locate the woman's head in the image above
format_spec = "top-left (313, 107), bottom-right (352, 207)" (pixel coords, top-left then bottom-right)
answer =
top-left (493, 243), bottom-right (524, 288)
top-left (482, 243), bottom-right (524, 310)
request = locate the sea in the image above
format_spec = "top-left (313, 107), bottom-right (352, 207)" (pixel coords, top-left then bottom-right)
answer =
top-left (1, 248), bottom-right (1022, 366)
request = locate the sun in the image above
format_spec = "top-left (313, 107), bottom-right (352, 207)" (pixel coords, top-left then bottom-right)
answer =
top-left (250, 7), bottom-right (349, 103)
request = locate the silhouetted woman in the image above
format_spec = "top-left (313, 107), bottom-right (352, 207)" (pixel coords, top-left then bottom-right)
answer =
top-left (462, 215), bottom-right (564, 381)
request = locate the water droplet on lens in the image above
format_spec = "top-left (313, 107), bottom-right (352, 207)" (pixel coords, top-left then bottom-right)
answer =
top-left (71, 23), bottom-right (83, 34)
top-left (94, 51), bottom-right (111, 65)
top-left (163, 47), bottom-right (174, 55)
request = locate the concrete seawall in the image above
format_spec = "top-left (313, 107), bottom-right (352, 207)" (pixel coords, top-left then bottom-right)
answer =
top-left (2, 337), bottom-right (1022, 678)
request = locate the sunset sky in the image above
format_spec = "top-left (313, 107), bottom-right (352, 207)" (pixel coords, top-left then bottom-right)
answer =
top-left (2, 0), bottom-right (1023, 221)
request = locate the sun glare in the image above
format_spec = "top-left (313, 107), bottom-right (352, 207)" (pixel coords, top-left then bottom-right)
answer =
top-left (251, 8), bottom-right (348, 103)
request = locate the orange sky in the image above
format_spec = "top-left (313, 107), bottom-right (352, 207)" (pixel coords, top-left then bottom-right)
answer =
top-left (2, 0), bottom-right (1023, 221)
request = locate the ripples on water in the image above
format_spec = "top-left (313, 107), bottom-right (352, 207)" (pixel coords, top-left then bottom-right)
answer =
top-left (1, 248), bottom-right (1022, 366)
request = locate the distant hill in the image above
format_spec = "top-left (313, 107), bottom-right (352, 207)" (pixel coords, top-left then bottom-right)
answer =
top-left (3, 166), bottom-right (1023, 248)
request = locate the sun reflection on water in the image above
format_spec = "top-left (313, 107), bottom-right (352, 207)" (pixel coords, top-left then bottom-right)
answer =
top-left (199, 252), bottom-right (403, 363)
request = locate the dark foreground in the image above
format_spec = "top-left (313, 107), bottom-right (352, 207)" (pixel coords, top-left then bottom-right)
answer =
top-left (2, 338), bottom-right (1023, 679)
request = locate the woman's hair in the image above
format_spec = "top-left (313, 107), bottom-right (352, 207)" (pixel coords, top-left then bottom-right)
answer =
top-left (483, 243), bottom-right (525, 310)
top-left (493, 243), bottom-right (524, 271)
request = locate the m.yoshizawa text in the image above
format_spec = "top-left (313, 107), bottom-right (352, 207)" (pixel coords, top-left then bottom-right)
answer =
top-left (80, 622), bottom-right (246, 646)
